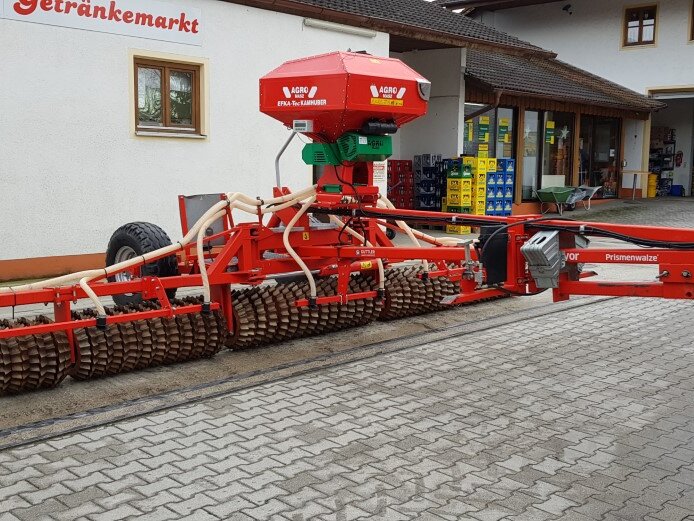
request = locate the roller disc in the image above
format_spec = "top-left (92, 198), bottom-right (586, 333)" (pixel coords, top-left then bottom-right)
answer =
top-left (118, 316), bottom-right (141, 372)
top-left (229, 287), bottom-right (261, 349)
top-left (3, 335), bottom-right (25, 393)
top-left (226, 274), bottom-right (380, 351)
top-left (201, 311), bottom-right (223, 358)
top-left (39, 317), bottom-right (71, 390)
top-left (172, 299), bottom-right (199, 362)
top-left (15, 318), bottom-right (42, 391)
top-left (72, 310), bottom-right (109, 380)
top-left (130, 305), bottom-right (156, 370)
top-left (0, 321), bottom-right (11, 393)
top-left (158, 317), bottom-right (181, 366)
top-left (182, 298), bottom-right (208, 360)
top-left (104, 309), bottom-right (125, 375)
top-left (380, 265), bottom-right (459, 320)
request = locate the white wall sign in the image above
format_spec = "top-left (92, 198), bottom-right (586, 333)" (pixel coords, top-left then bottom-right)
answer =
top-left (1, 0), bottom-right (202, 45)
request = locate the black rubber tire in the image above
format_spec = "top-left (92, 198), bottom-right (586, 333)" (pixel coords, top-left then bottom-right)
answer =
top-left (386, 228), bottom-right (396, 240)
top-left (106, 222), bottom-right (179, 306)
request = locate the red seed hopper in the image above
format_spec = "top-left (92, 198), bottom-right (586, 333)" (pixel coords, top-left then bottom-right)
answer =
top-left (259, 51), bottom-right (431, 141)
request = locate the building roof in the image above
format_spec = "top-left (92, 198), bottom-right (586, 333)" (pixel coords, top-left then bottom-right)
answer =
top-left (465, 48), bottom-right (665, 112)
top-left (223, 0), bottom-right (553, 55)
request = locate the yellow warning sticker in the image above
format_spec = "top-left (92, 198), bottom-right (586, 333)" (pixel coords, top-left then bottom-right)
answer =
top-left (302, 232), bottom-right (310, 240)
top-left (370, 98), bottom-right (404, 107)
top-left (360, 261), bottom-right (373, 270)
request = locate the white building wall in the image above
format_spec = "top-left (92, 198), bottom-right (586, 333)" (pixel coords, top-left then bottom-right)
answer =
top-left (0, 0), bottom-right (389, 261)
top-left (394, 48), bottom-right (467, 159)
top-left (477, 0), bottom-right (694, 94)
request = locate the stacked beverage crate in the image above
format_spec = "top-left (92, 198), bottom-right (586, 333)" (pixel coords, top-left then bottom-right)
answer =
top-left (387, 160), bottom-right (414, 209)
top-left (413, 154), bottom-right (445, 231)
top-left (444, 159), bottom-right (472, 235)
top-left (463, 157), bottom-right (488, 218)
top-left (486, 159), bottom-right (515, 216)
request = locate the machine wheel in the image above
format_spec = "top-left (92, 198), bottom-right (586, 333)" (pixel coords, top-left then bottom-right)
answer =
top-left (106, 222), bottom-right (179, 306)
top-left (386, 228), bottom-right (397, 240)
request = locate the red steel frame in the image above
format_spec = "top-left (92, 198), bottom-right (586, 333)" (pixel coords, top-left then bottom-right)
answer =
top-left (4, 196), bottom-right (694, 367)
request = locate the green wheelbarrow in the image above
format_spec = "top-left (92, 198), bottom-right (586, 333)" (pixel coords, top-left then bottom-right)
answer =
top-left (534, 186), bottom-right (587, 216)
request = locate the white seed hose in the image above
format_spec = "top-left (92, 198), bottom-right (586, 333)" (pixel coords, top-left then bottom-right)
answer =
top-left (282, 196), bottom-right (318, 299)
top-left (1, 184), bottom-right (459, 315)
top-left (0, 187), bottom-right (318, 314)
top-left (377, 196), bottom-right (428, 273)
top-left (196, 210), bottom-right (228, 304)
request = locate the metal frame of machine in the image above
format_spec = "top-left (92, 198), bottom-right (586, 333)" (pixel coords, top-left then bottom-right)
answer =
top-left (2, 51), bottom-right (694, 394)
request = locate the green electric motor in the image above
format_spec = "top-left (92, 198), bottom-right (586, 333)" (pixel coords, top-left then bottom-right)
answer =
top-left (302, 133), bottom-right (392, 166)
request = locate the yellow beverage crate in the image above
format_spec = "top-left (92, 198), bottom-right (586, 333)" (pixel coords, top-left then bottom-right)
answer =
top-left (473, 207), bottom-right (486, 216)
top-left (474, 171), bottom-right (487, 184)
top-left (486, 158), bottom-right (498, 173)
top-left (471, 158), bottom-right (488, 172)
top-left (446, 225), bottom-right (472, 235)
top-left (462, 156), bottom-right (474, 167)
top-left (447, 192), bottom-right (472, 206)
top-left (473, 184), bottom-right (486, 197)
top-left (447, 178), bottom-right (472, 193)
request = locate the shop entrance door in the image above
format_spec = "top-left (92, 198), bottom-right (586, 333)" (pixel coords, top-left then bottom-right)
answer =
top-left (579, 116), bottom-right (621, 198)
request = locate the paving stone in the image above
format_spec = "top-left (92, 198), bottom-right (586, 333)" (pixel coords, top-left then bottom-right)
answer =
top-left (3, 293), bottom-right (694, 520)
top-left (12, 498), bottom-right (69, 520)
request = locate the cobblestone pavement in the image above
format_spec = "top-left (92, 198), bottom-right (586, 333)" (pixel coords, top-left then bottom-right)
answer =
top-left (574, 197), bottom-right (694, 227)
top-left (2, 296), bottom-right (694, 520)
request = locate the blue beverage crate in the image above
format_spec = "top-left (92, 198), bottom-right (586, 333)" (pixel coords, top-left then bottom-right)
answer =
top-left (497, 158), bottom-right (516, 173)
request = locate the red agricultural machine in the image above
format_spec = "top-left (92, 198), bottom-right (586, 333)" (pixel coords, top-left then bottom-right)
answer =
top-left (2, 51), bottom-right (694, 395)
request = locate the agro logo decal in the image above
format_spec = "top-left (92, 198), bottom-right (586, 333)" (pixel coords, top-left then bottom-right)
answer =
top-left (277, 86), bottom-right (326, 107)
top-left (369, 85), bottom-right (406, 107)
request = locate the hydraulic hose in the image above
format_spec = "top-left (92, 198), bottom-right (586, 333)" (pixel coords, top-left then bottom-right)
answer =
top-left (79, 276), bottom-right (106, 318)
top-left (377, 196), bottom-right (429, 275)
top-left (0, 187), bottom-right (320, 299)
top-left (0, 198), bottom-right (230, 295)
top-left (197, 210), bottom-right (227, 307)
top-left (198, 190), bottom-right (319, 306)
top-left (283, 196), bottom-right (318, 305)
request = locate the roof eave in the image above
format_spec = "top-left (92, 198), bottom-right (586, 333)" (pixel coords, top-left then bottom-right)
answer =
top-left (466, 75), bottom-right (660, 114)
top-left (219, 0), bottom-right (557, 58)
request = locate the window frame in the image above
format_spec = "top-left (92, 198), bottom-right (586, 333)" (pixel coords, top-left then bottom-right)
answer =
top-left (521, 109), bottom-right (577, 202)
top-left (134, 58), bottom-right (201, 135)
top-left (462, 104), bottom-right (517, 160)
top-left (623, 4), bottom-right (658, 47)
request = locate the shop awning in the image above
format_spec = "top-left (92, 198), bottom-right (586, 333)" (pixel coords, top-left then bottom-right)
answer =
top-left (465, 48), bottom-right (665, 113)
